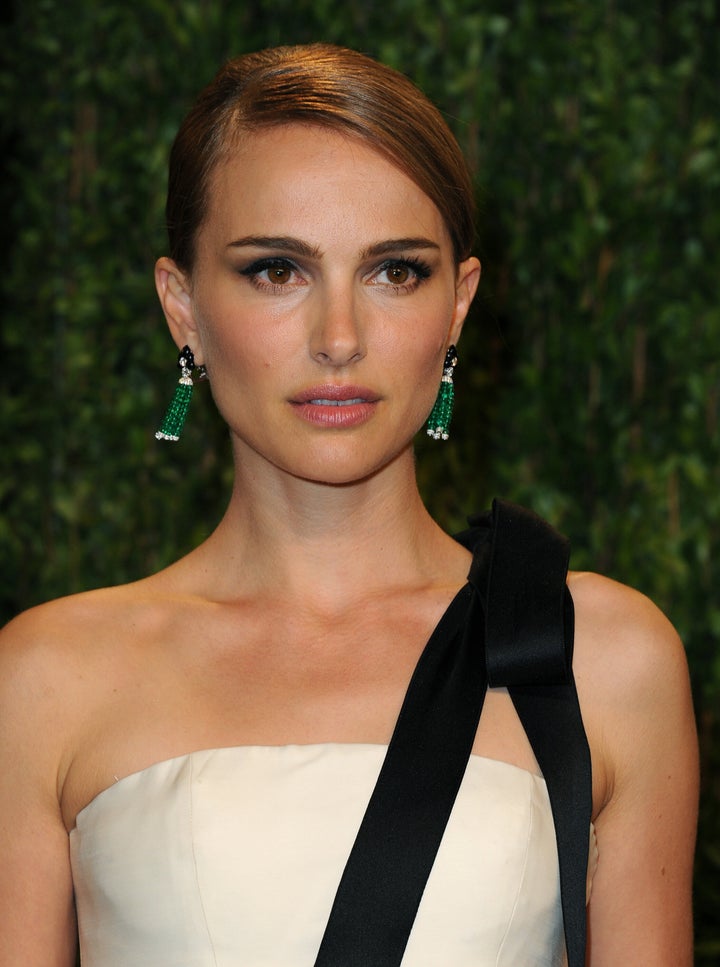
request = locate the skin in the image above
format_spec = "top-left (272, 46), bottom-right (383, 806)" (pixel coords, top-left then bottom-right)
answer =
top-left (0, 125), bottom-right (697, 966)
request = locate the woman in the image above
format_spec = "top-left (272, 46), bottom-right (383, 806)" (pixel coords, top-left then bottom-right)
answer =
top-left (0, 44), bottom-right (697, 966)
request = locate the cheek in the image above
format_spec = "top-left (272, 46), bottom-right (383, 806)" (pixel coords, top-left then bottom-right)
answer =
top-left (193, 296), bottom-right (287, 377)
top-left (392, 293), bottom-right (456, 376)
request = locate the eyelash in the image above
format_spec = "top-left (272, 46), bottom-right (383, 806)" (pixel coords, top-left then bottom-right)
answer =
top-left (237, 255), bottom-right (433, 294)
top-left (238, 257), bottom-right (300, 293)
top-left (373, 257), bottom-right (432, 292)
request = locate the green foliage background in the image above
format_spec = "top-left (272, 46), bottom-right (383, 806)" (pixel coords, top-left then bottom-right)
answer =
top-left (1, 0), bottom-right (718, 958)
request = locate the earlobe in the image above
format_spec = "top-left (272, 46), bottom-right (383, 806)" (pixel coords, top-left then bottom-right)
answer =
top-left (154, 257), bottom-right (202, 357)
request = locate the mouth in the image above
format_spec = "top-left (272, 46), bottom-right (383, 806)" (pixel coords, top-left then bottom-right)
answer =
top-left (291, 385), bottom-right (380, 406)
top-left (290, 385), bottom-right (380, 427)
top-left (307, 397), bottom-right (366, 406)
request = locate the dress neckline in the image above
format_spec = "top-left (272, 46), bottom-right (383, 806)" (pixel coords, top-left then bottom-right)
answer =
top-left (71, 743), bottom-right (547, 830)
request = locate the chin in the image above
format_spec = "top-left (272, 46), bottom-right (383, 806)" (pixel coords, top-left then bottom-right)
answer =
top-left (285, 442), bottom-right (412, 489)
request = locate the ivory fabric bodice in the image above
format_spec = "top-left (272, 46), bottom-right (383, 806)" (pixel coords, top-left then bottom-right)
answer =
top-left (69, 743), bottom-right (591, 966)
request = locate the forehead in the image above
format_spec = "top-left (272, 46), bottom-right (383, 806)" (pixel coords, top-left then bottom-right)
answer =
top-left (201, 124), bottom-right (451, 249)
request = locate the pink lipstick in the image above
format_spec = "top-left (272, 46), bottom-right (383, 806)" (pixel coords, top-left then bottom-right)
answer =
top-left (290, 384), bottom-right (379, 427)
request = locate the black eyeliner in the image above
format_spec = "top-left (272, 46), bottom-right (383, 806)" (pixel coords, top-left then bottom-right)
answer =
top-left (237, 256), bottom-right (297, 276)
top-left (380, 256), bottom-right (432, 279)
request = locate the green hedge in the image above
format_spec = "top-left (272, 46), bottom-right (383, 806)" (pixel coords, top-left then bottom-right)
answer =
top-left (1, 0), bottom-right (718, 958)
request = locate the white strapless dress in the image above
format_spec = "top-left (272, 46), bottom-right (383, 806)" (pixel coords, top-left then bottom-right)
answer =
top-left (70, 744), bottom-right (596, 966)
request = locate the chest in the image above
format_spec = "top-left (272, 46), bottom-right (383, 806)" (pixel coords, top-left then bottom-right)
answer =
top-left (61, 592), bottom-right (542, 829)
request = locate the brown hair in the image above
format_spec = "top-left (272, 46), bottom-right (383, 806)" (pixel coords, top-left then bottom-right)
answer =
top-left (166, 43), bottom-right (476, 271)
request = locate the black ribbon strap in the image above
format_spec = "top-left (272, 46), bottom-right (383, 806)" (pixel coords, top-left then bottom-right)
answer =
top-left (314, 501), bottom-right (591, 967)
top-left (483, 500), bottom-right (592, 967)
top-left (314, 568), bottom-right (488, 966)
top-left (484, 499), bottom-right (571, 686)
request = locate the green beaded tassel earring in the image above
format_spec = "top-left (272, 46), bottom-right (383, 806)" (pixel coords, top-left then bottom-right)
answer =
top-left (426, 344), bottom-right (458, 441)
top-left (155, 345), bottom-right (199, 442)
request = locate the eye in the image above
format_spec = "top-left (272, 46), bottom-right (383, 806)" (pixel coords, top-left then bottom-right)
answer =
top-left (238, 257), bottom-right (304, 292)
top-left (370, 257), bottom-right (432, 292)
top-left (385, 264), bottom-right (411, 285)
top-left (264, 263), bottom-right (293, 284)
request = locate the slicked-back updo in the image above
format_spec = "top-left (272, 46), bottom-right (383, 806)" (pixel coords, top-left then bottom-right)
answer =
top-left (166, 43), bottom-right (476, 271)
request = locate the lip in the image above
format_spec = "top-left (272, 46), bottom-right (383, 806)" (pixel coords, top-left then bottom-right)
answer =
top-left (290, 384), bottom-right (380, 427)
top-left (291, 384), bottom-right (380, 405)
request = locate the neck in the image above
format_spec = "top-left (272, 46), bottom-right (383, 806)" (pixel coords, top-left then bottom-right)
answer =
top-left (189, 444), bottom-right (466, 608)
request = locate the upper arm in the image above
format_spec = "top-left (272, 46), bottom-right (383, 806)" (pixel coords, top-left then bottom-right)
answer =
top-left (0, 611), bottom-right (78, 967)
top-left (571, 575), bottom-right (699, 967)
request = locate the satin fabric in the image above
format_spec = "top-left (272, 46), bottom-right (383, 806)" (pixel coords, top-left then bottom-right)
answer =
top-left (70, 744), bottom-right (596, 966)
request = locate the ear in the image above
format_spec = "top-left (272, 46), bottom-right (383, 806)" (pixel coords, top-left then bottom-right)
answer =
top-left (154, 257), bottom-right (204, 362)
top-left (449, 256), bottom-right (481, 346)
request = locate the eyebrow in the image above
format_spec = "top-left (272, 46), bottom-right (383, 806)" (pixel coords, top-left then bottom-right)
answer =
top-left (226, 235), bottom-right (441, 260)
top-left (359, 238), bottom-right (441, 259)
top-left (226, 236), bottom-right (321, 258)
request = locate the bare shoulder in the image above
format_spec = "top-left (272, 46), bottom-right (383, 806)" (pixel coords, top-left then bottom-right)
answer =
top-left (1, 577), bottom-right (167, 669)
top-left (0, 576), bottom-right (181, 749)
top-left (2, 591), bottom-right (110, 737)
top-left (567, 572), bottom-right (697, 965)
top-left (568, 570), bottom-right (689, 706)
top-left (0, 581), bottom-right (184, 963)
top-left (1, 559), bottom-right (193, 650)
top-left (567, 569), bottom-right (694, 792)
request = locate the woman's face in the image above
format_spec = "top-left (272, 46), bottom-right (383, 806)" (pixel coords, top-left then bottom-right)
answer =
top-left (156, 124), bottom-right (480, 486)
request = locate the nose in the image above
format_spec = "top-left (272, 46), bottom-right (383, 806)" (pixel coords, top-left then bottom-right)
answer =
top-left (309, 288), bottom-right (366, 367)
